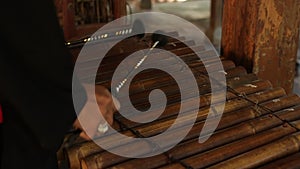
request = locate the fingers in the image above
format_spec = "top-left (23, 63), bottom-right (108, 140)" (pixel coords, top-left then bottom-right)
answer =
top-left (73, 119), bottom-right (93, 140)
top-left (76, 84), bottom-right (120, 140)
top-left (95, 85), bottom-right (111, 97)
top-left (95, 85), bottom-right (120, 111)
top-left (100, 106), bottom-right (113, 126)
top-left (104, 110), bottom-right (114, 126)
top-left (79, 131), bottom-right (92, 140)
top-left (74, 108), bottom-right (111, 140)
top-left (73, 118), bottom-right (81, 130)
top-left (95, 86), bottom-right (120, 126)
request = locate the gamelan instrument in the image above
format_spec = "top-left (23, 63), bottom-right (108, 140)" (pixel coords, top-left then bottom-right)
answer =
top-left (59, 31), bottom-right (300, 169)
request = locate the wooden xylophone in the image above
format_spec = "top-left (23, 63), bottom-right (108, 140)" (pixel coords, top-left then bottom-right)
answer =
top-left (60, 32), bottom-right (300, 169)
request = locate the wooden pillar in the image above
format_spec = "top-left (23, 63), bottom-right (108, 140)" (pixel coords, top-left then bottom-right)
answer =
top-left (62, 0), bottom-right (76, 40)
top-left (221, 0), bottom-right (300, 94)
top-left (113, 0), bottom-right (126, 19)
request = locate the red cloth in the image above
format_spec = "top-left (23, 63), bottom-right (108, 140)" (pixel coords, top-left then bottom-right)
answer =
top-left (0, 104), bottom-right (3, 123)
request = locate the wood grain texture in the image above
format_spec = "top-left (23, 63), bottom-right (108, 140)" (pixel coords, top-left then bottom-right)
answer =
top-left (113, 0), bottom-right (126, 19)
top-left (222, 0), bottom-right (300, 94)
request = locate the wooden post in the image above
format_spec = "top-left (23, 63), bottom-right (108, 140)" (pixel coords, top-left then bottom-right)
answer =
top-left (221, 0), bottom-right (300, 94)
top-left (62, 0), bottom-right (76, 40)
top-left (113, 0), bottom-right (126, 19)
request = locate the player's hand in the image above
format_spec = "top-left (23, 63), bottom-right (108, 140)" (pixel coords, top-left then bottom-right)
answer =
top-left (73, 84), bottom-right (120, 140)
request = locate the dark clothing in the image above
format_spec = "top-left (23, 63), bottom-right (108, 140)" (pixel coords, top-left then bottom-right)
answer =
top-left (0, 0), bottom-right (86, 168)
top-left (1, 106), bottom-right (58, 169)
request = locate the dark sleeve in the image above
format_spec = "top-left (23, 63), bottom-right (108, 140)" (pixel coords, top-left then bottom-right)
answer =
top-left (0, 0), bottom-right (86, 151)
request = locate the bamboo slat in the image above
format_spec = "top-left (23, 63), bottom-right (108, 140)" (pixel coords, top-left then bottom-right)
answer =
top-left (63, 31), bottom-right (300, 169)
top-left (209, 132), bottom-right (300, 169)
top-left (258, 152), bottom-right (300, 169)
